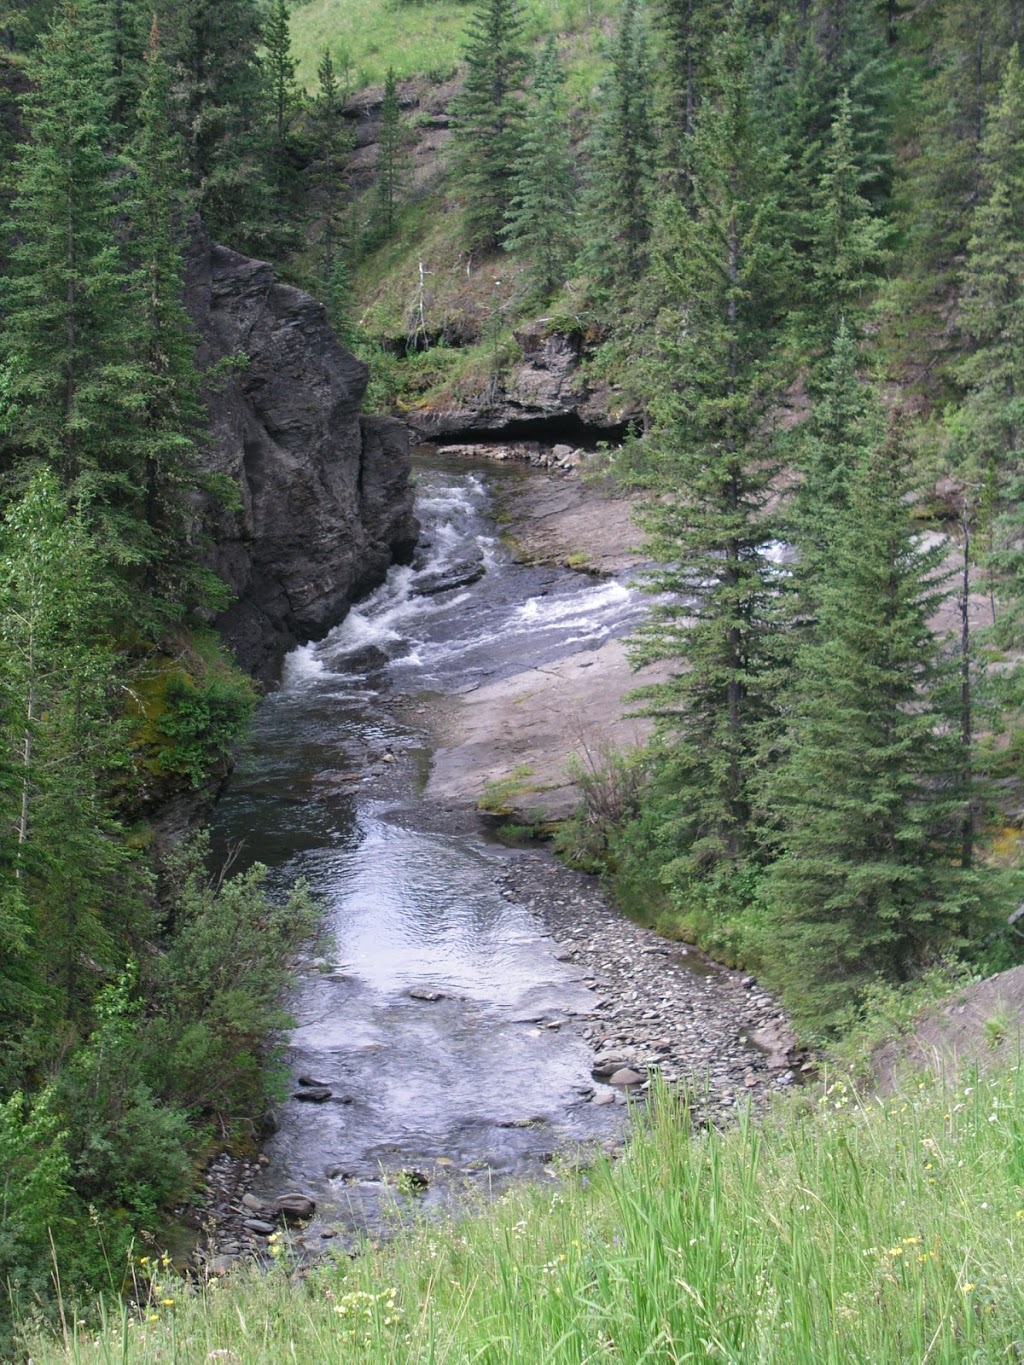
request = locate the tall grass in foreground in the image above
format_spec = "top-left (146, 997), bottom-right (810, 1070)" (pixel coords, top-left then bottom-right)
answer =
top-left (28, 1067), bottom-right (1024, 1363)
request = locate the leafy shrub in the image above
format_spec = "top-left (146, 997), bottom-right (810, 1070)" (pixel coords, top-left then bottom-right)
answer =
top-left (142, 835), bottom-right (318, 1138)
top-left (156, 672), bottom-right (256, 788)
top-left (0, 1089), bottom-right (70, 1346)
top-left (554, 744), bottom-right (650, 872)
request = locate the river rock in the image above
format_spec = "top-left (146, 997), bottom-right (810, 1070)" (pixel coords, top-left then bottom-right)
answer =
top-left (293, 1086), bottom-right (332, 1103)
top-left (297, 1074), bottom-right (330, 1088)
top-left (608, 1068), bottom-right (645, 1087)
top-left (241, 1193), bottom-right (265, 1212)
top-left (242, 1219), bottom-right (276, 1235)
top-left (408, 987), bottom-right (445, 1002)
top-left (412, 561), bottom-right (486, 597)
top-left (185, 225), bottom-right (419, 680)
top-left (274, 1193), bottom-right (317, 1224)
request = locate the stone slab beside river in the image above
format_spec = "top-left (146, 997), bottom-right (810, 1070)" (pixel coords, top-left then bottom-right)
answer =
top-left (426, 462), bottom-right (670, 819)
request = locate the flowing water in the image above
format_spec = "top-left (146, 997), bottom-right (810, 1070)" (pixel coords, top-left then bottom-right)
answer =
top-left (210, 457), bottom-right (651, 1240)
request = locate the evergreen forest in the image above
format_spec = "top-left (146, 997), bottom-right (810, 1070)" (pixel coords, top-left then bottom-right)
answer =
top-left (4, 0), bottom-right (1024, 1356)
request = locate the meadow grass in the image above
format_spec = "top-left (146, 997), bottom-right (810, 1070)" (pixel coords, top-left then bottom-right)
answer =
top-left (27, 1063), bottom-right (1024, 1363)
top-left (289, 0), bottom-right (620, 92)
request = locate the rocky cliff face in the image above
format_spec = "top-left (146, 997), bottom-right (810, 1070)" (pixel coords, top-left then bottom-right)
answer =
top-left (185, 231), bottom-right (418, 680)
top-left (404, 320), bottom-right (636, 447)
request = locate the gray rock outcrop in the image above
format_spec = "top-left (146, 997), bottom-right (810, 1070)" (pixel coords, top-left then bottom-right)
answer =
top-left (186, 230), bottom-right (418, 679)
top-left (404, 320), bottom-right (636, 445)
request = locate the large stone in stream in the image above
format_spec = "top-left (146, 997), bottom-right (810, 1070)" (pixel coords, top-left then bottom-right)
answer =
top-left (293, 1086), bottom-right (332, 1103)
top-left (274, 1193), bottom-right (317, 1224)
top-left (412, 561), bottom-right (486, 597)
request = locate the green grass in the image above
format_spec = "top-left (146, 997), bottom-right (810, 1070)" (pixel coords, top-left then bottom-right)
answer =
top-left (290, 0), bottom-right (620, 92)
top-left (27, 1063), bottom-right (1024, 1362)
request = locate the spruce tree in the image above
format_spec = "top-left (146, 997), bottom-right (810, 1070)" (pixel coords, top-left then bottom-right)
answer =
top-left (652, 0), bottom-right (724, 141)
top-left (450, 0), bottom-right (527, 252)
top-left (159, 0), bottom-right (270, 251)
top-left (0, 471), bottom-right (133, 1023)
top-left (1, 1), bottom-right (135, 519)
top-left (759, 416), bottom-right (983, 1030)
top-left (503, 36), bottom-right (576, 299)
top-left (578, 0), bottom-right (656, 307)
top-left (951, 45), bottom-right (1024, 638)
top-left (371, 67), bottom-right (410, 244)
top-left (902, 0), bottom-right (1018, 319)
top-left (791, 321), bottom-right (879, 594)
top-left (804, 90), bottom-right (890, 375)
top-left (122, 18), bottom-right (211, 616)
top-left (263, 0), bottom-right (298, 217)
top-left (310, 47), bottom-right (352, 285)
top-left (626, 6), bottom-right (792, 901)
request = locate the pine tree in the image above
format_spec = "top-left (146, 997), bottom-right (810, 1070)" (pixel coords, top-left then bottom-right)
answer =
top-left (804, 89), bottom-right (890, 373)
top-left (159, 0), bottom-right (270, 251)
top-left (1, 1), bottom-right (135, 519)
top-left (950, 45), bottom-right (1024, 638)
top-left (578, 0), bottom-right (656, 307)
top-left (759, 416), bottom-right (984, 1030)
top-left (450, 0), bottom-right (527, 252)
top-left (310, 47), bottom-right (352, 285)
top-left (263, 0), bottom-right (298, 217)
top-left (503, 36), bottom-right (576, 298)
top-left (371, 66), bottom-right (410, 244)
top-left (626, 6), bottom-right (792, 900)
top-left (121, 17), bottom-right (211, 616)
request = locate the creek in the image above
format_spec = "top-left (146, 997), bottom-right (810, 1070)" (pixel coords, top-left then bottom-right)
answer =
top-left (208, 456), bottom-right (653, 1245)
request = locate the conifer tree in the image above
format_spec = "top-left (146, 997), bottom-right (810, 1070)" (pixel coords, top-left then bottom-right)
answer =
top-left (310, 48), bottom-right (352, 285)
top-left (103, 0), bottom-right (151, 135)
top-left (160, 0), bottom-right (269, 250)
top-left (903, 0), bottom-right (1017, 310)
top-left (503, 36), bottom-right (576, 298)
top-left (371, 67), bottom-right (410, 244)
top-left (951, 45), bottom-right (1024, 638)
top-left (791, 321), bottom-right (879, 591)
top-left (653, 0), bottom-right (723, 136)
top-left (1, 1), bottom-right (133, 513)
top-left (627, 6), bottom-right (792, 900)
top-left (804, 90), bottom-right (890, 373)
top-left (578, 0), bottom-right (656, 307)
top-left (122, 18), bottom-right (211, 615)
top-left (263, 0), bottom-right (298, 215)
top-left (450, 0), bottom-right (527, 252)
top-left (759, 416), bottom-right (983, 1030)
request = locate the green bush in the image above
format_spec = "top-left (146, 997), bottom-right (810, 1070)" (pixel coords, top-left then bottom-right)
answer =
top-left (156, 672), bottom-right (256, 788)
top-left (142, 835), bottom-right (318, 1138)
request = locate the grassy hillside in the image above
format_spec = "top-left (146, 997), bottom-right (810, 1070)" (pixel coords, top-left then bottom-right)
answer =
top-left (290, 0), bottom-right (619, 90)
top-left (28, 1064), bottom-right (1024, 1362)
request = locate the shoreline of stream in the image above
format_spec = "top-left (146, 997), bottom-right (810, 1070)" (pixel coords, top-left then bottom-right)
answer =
top-left (180, 455), bottom-right (796, 1277)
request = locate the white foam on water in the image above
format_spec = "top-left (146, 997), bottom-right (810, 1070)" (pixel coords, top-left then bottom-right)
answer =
top-left (513, 580), bottom-right (635, 631)
top-left (281, 643), bottom-right (327, 687)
